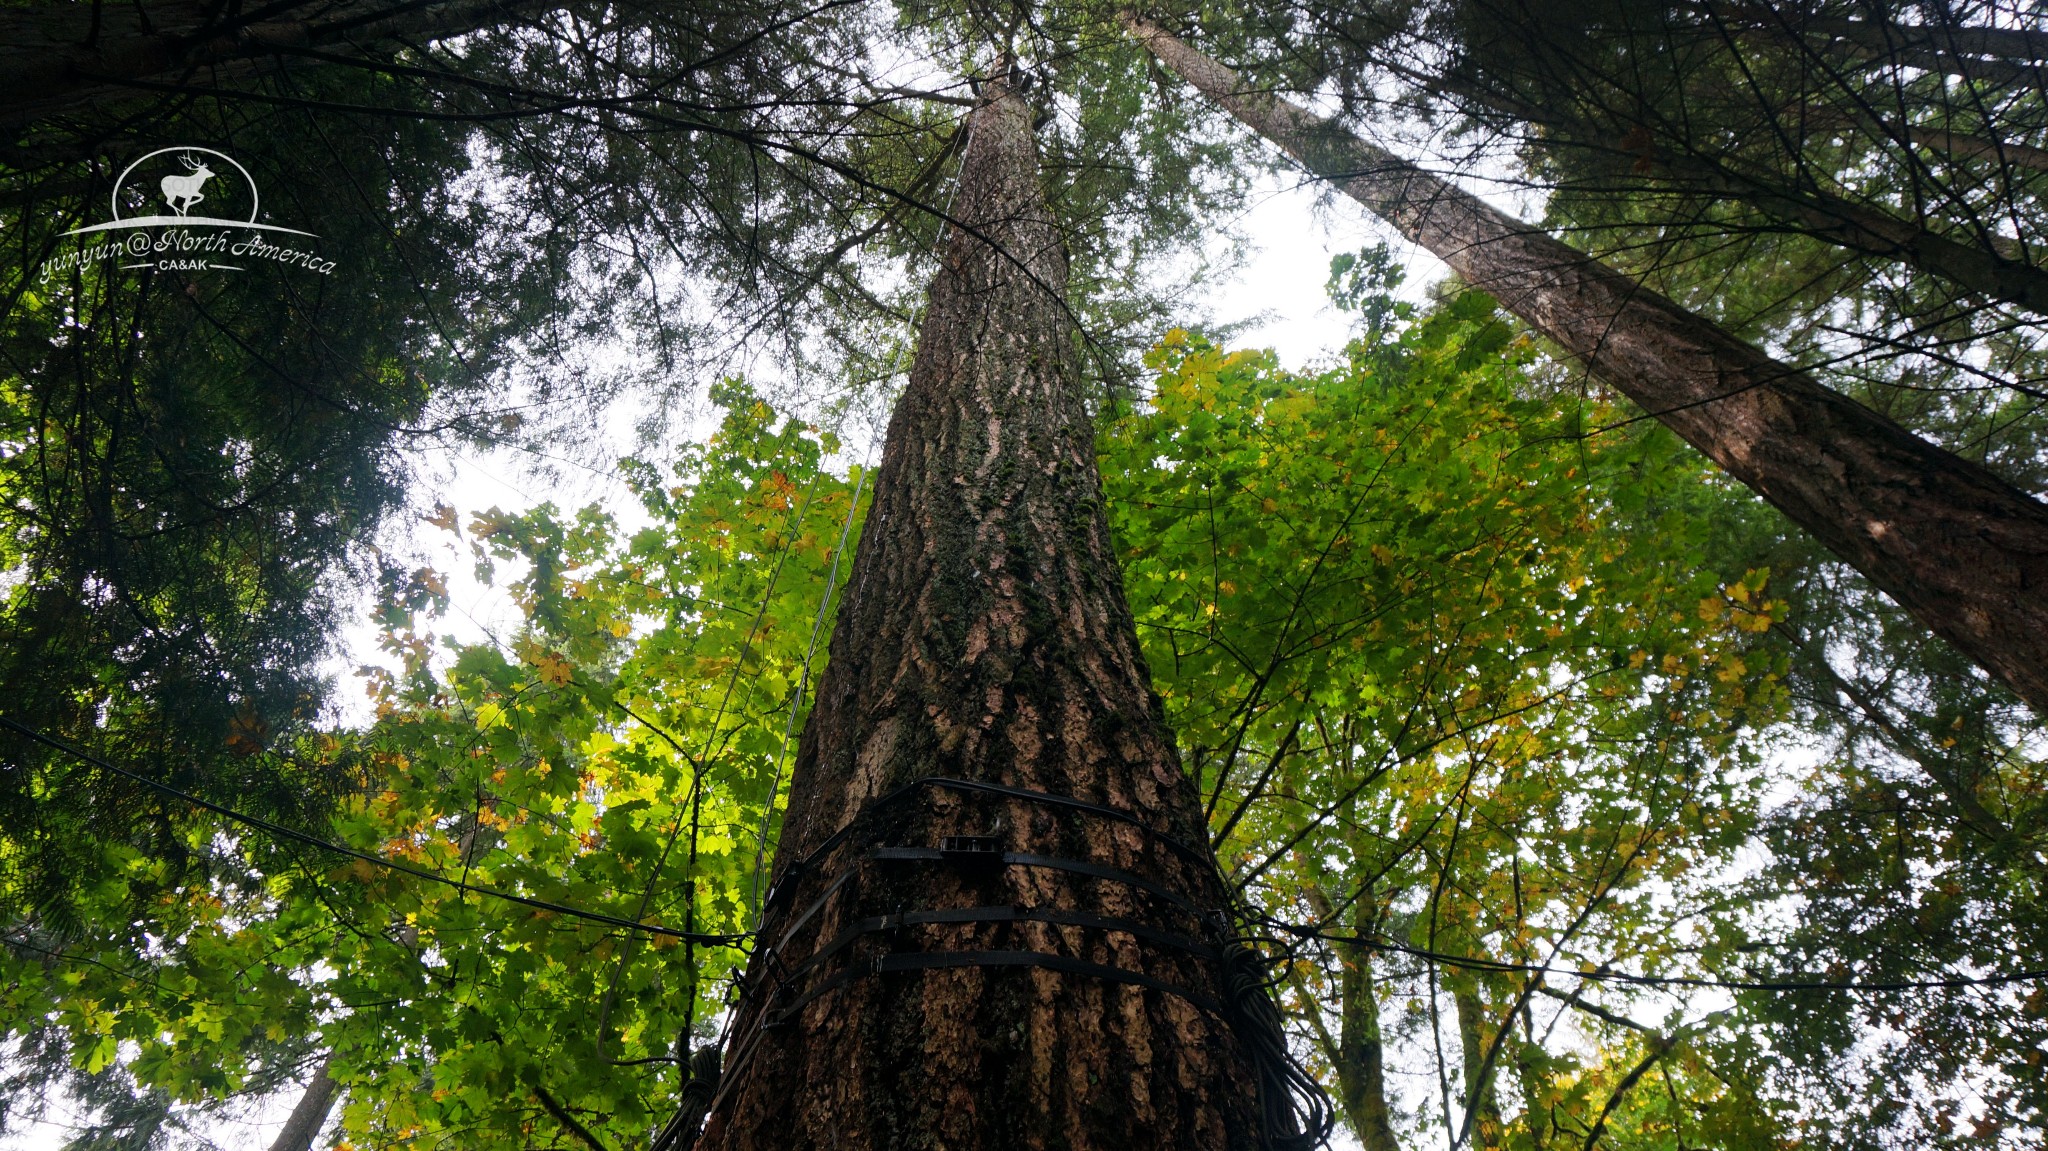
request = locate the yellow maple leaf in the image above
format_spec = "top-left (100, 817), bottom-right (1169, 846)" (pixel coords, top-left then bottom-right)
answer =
top-left (534, 651), bottom-right (574, 685)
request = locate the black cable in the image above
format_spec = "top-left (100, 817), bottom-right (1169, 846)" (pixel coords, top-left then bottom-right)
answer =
top-left (1222, 944), bottom-right (1336, 1151)
top-left (759, 774), bottom-right (1216, 916)
top-left (1271, 918), bottom-right (2048, 993)
top-left (0, 715), bottom-right (752, 946)
top-left (18, 708), bottom-right (2033, 994)
top-left (736, 810), bottom-right (1335, 1151)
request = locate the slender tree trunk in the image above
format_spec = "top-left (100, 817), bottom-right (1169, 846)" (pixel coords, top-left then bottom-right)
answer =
top-left (1902, 126), bottom-right (2048, 174)
top-left (1700, 3), bottom-right (2048, 90)
top-left (266, 1054), bottom-right (338, 1151)
top-left (694, 72), bottom-right (1265, 1151)
top-left (1453, 987), bottom-right (1504, 1151)
top-left (1334, 902), bottom-right (1401, 1151)
top-left (1775, 623), bottom-right (2016, 844)
top-left (1511, 1013), bottom-right (1550, 1151)
top-left (1761, 8), bottom-right (2048, 70)
top-left (1298, 884), bottom-right (1400, 1150)
top-left (1125, 15), bottom-right (2048, 718)
top-left (1625, 146), bottom-right (2048, 315)
top-left (1805, 14), bottom-right (2048, 66)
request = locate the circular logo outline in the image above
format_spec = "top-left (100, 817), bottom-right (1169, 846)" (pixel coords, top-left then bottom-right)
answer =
top-left (111, 146), bottom-right (261, 225)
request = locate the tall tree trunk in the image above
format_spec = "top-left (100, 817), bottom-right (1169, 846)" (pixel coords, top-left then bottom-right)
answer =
top-left (1125, 15), bottom-right (2048, 718)
top-left (266, 1054), bottom-right (338, 1151)
top-left (694, 71), bottom-right (1267, 1151)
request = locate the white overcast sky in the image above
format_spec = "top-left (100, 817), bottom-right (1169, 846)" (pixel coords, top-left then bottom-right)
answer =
top-left (323, 162), bottom-right (1438, 720)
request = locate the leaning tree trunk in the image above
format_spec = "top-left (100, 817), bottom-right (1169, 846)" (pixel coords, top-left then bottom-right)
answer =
top-left (694, 73), bottom-right (1270, 1151)
top-left (1125, 15), bottom-right (2048, 718)
top-left (1402, 64), bottom-right (2048, 317)
top-left (266, 1054), bottom-right (338, 1151)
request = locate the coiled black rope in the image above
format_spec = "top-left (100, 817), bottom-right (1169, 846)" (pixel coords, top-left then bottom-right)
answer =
top-left (1223, 943), bottom-right (1337, 1151)
top-left (650, 1045), bottom-right (721, 1151)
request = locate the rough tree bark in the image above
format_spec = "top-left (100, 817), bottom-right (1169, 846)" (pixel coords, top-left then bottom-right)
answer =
top-left (694, 72), bottom-right (1267, 1151)
top-left (1125, 15), bottom-right (2048, 718)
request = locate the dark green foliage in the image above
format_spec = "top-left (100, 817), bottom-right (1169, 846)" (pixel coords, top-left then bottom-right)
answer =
top-left (5, 3), bottom-right (2047, 1147)
top-left (1, 86), bottom-right (482, 930)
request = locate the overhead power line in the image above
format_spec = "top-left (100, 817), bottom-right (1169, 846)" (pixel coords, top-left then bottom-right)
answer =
top-left (0, 715), bottom-right (752, 946)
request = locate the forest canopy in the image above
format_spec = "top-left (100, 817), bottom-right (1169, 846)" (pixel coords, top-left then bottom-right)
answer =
top-left (2, 2), bottom-right (2044, 1150)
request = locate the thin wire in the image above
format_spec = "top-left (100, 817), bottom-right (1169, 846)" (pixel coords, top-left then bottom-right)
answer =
top-left (737, 103), bottom-right (974, 926)
top-left (694, 93), bottom-right (984, 1136)
top-left (748, 442), bottom-right (873, 924)
top-left (0, 715), bottom-right (750, 945)
top-left (1273, 920), bottom-right (2048, 993)
top-left (594, 465), bottom-right (830, 1053)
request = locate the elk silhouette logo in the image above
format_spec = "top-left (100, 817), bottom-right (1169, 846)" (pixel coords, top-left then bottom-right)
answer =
top-left (159, 153), bottom-right (216, 217)
top-left (51, 145), bottom-right (330, 279)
